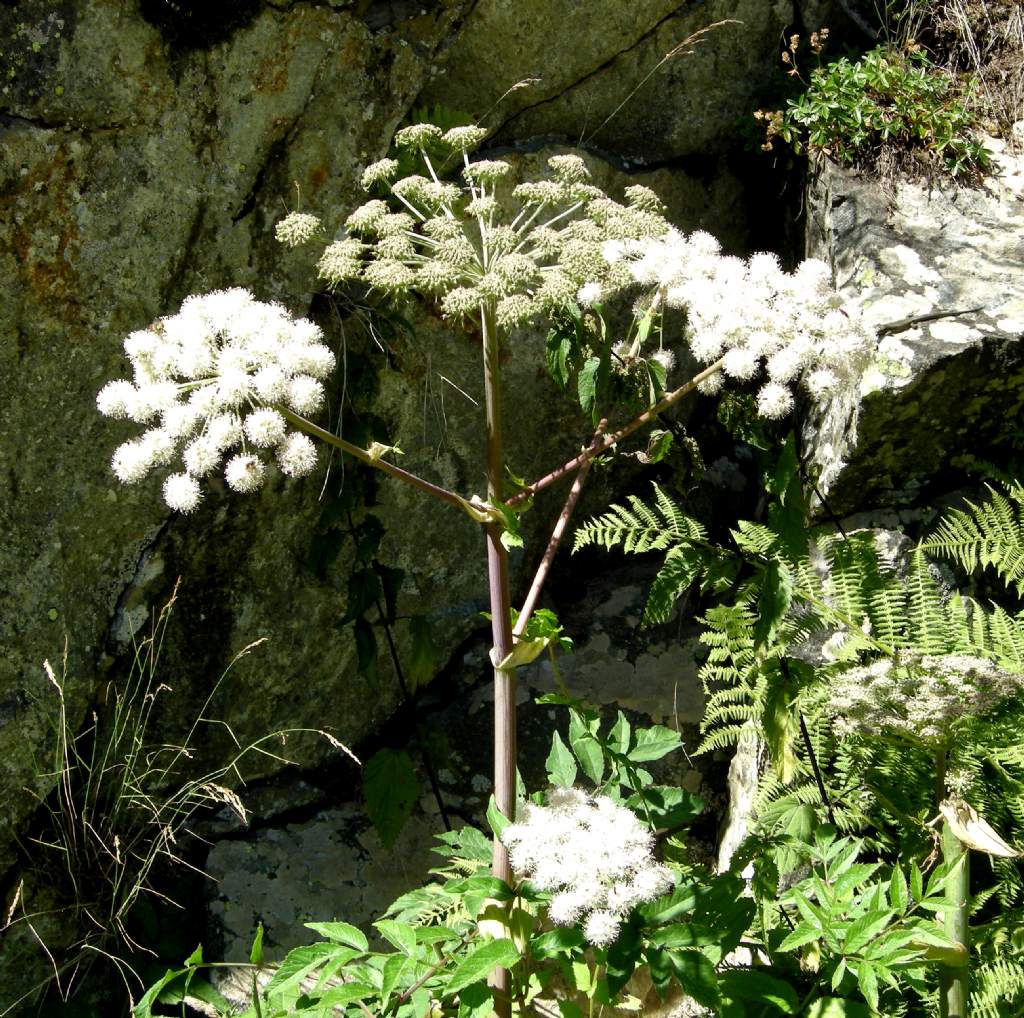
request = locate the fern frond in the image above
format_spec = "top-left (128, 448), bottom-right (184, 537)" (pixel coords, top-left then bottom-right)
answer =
top-left (974, 956), bottom-right (1024, 1018)
top-left (922, 482), bottom-right (1024, 595)
top-left (904, 547), bottom-right (949, 654)
top-left (642, 546), bottom-right (702, 626)
top-left (572, 482), bottom-right (706, 555)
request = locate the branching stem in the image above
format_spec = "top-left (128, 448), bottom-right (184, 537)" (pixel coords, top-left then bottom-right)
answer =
top-left (508, 358), bottom-right (725, 506)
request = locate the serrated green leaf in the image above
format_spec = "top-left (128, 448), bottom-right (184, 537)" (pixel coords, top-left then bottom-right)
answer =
top-left (374, 919), bottom-right (418, 956)
top-left (778, 922), bottom-right (825, 952)
top-left (446, 939), bottom-right (520, 995)
top-left (857, 961), bottom-right (879, 1010)
top-left (317, 982), bottom-right (378, 1007)
top-left (718, 969), bottom-right (798, 1013)
top-left (546, 730), bottom-right (578, 787)
top-left (364, 749), bottom-right (419, 849)
top-left (627, 725), bottom-right (682, 763)
top-left (303, 921), bottom-right (368, 951)
top-left (668, 950), bottom-right (719, 1008)
top-left (843, 909), bottom-right (895, 954)
top-left (578, 355), bottom-right (601, 422)
top-left (263, 943), bottom-right (339, 996)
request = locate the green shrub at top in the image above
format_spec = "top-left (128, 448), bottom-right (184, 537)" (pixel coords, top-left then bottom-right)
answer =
top-left (760, 46), bottom-right (990, 180)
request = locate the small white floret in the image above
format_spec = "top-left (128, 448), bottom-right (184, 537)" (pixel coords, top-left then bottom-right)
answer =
top-left (224, 454), bottom-right (266, 493)
top-left (276, 433), bottom-right (318, 478)
top-left (162, 473), bottom-right (202, 513)
top-left (244, 409), bottom-right (288, 448)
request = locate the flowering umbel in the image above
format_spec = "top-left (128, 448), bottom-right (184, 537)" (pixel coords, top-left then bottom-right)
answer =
top-left (609, 231), bottom-right (877, 414)
top-left (97, 288), bottom-right (332, 512)
top-left (501, 787), bottom-right (673, 948)
top-left (826, 653), bottom-right (1024, 743)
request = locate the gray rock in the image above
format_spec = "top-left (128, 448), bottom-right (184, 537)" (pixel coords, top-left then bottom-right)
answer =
top-left (418, 0), bottom-right (793, 162)
top-left (803, 138), bottom-right (1024, 512)
top-left (0, 0), bottom-right (472, 878)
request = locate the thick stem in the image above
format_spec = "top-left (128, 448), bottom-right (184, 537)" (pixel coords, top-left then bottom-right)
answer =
top-left (481, 302), bottom-right (515, 1018)
top-left (508, 358), bottom-right (725, 506)
top-left (278, 406), bottom-right (468, 513)
top-left (938, 751), bottom-right (970, 1018)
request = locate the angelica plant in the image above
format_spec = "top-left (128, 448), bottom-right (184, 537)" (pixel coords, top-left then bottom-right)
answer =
top-left (98, 122), bottom-right (882, 1012)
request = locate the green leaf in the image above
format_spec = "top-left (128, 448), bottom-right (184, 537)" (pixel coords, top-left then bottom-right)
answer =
top-left (406, 614), bottom-right (440, 690)
top-left (718, 969), bottom-right (798, 1013)
top-left (487, 795), bottom-right (511, 839)
top-left (857, 961), bottom-right (880, 1010)
top-left (545, 329), bottom-right (572, 390)
top-left (363, 748), bottom-right (419, 849)
top-left (646, 923), bottom-right (720, 949)
top-left (609, 712), bottom-right (632, 755)
top-left (668, 950), bottom-right (720, 1008)
top-left (380, 954), bottom-right (410, 1007)
top-left (805, 999), bottom-right (872, 1018)
top-left (458, 982), bottom-right (495, 1018)
top-left (249, 924), bottom-right (264, 966)
top-left (445, 939), bottom-right (520, 996)
top-left (374, 919), bottom-right (418, 956)
top-left (568, 711), bottom-right (604, 784)
top-left (753, 559), bottom-right (794, 648)
top-left (546, 730), bottom-right (578, 787)
top-left (578, 355), bottom-right (602, 422)
top-left (778, 922), bottom-right (825, 952)
top-left (642, 547), bottom-right (701, 626)
top-left (354, 617), bottom-right (379, 685)
top-left (908, 861), bottom-right (926, 904)
top-left (317, 983), bottom-right (378, 1007)
top-left (263, 943), bottom-right (339, 996)
top-left (843, 909), bottom-right (895, 955)
top-left (303, 921), bottom-right (368, 952)
top-left (604, 924), bottom-right (642, 997)
top-left (625, 786), bottom-right (703, 830)
top-left (133, 969), bottom-right (192, 1018)
top-left (627, 725), bottom-right (682, 762)
top-left (532, 927), bottom-right (585, 959)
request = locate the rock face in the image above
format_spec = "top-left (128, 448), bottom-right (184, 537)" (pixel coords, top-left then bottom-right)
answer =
top-left (804, 136), bottom-right (1024, 511)
top-left (0, 0), bottom-right (796, 891)
top-left (0, 0), bottom-right (477, 875)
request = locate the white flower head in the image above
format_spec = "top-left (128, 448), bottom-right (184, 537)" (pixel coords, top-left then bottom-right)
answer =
top-left (500, 788), bottom-right (673, 948)
top-left (577, 282), bottom-right (602, 307)
top-left (224, 454), bottom-right (266, 494)
top-left (162, 472), bottom-right (202, 513)
top-left (99, 291), bottom-right (334, 502)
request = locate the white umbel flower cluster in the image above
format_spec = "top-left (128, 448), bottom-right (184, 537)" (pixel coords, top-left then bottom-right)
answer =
top-left (501, 787), bottom-right (674, 948)
top-left (609, 230), bottom-right (877, 415)
top-left (826, 653), bottom-right (1023, 742)
top-left (97, 288), bottom-right (333, 512)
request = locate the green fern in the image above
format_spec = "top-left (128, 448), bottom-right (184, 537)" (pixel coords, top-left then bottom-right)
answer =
top-left (573, 482), bottom-right (712, 625)
top-left (573, 482), bottom-right (706, 554)
top-left (974, 955), bottom-right (1024, 1018)
top-left (921, 481), bottom-right (1024, 595)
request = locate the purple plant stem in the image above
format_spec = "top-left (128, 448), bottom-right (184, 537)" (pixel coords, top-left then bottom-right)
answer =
top-left (480, 302), bottom-right (514, 1018)
top-left (513, 419), bottom-right (608, 639)
top-left (507, 357), bottom-right (725, 507)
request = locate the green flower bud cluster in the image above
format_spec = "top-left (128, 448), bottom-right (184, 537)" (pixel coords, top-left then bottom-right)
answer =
top-left (297, 123), bottom-right (671, 331)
